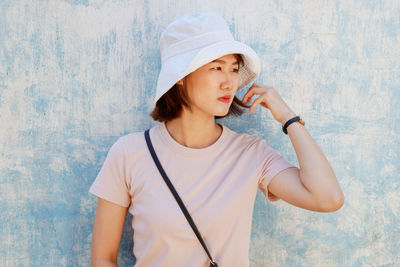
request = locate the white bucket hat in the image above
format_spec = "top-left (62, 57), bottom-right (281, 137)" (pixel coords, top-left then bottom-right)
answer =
top-left (154, 12), bottom-right (261, 106)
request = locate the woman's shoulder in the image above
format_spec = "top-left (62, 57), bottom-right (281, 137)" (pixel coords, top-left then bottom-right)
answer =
top-left (101, 128), bottom-right (147, 155)
top-left (115, 129), bottom-right (148, 149)
top-left (222, 124), bottom-right (267, 149)
top-left (223, 124), bottom-right (263, 142)
top-left (119, 130), bottom-right (145, 141)
top-left (117, 124), bottom-right (163, 152)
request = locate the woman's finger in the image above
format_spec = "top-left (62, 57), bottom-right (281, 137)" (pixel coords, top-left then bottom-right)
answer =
top-left (248, 96), bottom-right (268, 113)
top-left (242, 84), bottom-right (266, 103)
top-left (242, 84), bottom-right (261, 102)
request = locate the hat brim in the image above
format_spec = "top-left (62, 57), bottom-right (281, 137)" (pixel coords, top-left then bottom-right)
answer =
top-left (154, 40), bottom-right (260, 106)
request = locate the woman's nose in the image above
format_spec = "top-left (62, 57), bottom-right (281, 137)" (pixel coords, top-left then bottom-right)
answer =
top-left (221, 72), bottom-right (236, 90)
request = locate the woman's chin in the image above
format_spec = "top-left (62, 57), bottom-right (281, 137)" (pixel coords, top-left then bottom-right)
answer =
top-left (214, 110), bottom-right (229, 117)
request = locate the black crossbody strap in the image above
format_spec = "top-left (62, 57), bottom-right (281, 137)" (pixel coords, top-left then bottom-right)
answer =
top-left (144, 129), bottom-right (217, 267)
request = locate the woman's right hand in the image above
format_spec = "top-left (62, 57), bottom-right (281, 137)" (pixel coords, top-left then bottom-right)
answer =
top-left (242, 83), bottom-right (296, 125)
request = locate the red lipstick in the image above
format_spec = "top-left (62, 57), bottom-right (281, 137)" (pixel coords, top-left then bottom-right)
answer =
top-left (218, 95), bottom-right (231, 103)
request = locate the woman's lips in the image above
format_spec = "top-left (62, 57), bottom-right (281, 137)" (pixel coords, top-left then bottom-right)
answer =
top-left (218, 96), bottom-right (230, 103)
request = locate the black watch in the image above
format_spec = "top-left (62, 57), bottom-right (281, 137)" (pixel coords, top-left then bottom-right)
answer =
top-left (282, 116), bottom-right (305, 134)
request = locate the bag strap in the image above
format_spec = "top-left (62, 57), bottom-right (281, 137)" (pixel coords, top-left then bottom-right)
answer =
top-left (144, 129), bottom-right (218, 267)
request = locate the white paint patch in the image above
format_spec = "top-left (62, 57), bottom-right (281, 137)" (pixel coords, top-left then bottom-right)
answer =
top-left (52, 1), bottom-right (137, 43)
top-left (380, 163), bottom-right (396, 177)
top-left (385, 191), bottom-right (400, 218)
top-left (48, 156), bottom-right (69, 172)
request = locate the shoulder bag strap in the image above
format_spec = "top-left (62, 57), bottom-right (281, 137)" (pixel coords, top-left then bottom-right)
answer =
top-left (144, 129), bottom-right (217, 267)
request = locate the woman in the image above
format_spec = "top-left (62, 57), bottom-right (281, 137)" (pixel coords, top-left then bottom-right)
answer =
top-left (89, 12), bottom-right (344, 267)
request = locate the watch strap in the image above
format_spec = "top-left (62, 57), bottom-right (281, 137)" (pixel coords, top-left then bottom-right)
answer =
top-left (282, 116), bottom-right (304, 134)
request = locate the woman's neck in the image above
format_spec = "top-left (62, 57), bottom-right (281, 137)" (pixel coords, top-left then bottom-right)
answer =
top-left (165, 113), bottom-right (222, 149)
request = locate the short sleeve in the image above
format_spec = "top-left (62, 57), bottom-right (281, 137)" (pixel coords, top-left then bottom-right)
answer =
top-left (89, 137), bottom-right (131, 207)
top-left (255, 137), bottom-right (295, 202)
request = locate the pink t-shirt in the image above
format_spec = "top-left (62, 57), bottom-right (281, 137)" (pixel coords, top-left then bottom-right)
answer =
top-left (89, 121), bottom-right (295, 266)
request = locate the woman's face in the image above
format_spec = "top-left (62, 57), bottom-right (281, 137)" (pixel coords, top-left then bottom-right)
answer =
top-left (182, 54), bottom-right (240, 117)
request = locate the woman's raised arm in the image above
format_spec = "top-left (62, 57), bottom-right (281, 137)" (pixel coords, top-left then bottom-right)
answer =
top-left (243, 84), bottom-right (344, 212)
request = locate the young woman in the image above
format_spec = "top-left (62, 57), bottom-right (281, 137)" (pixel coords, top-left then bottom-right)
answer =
top-left (89, 12), bottom-right (344, 267)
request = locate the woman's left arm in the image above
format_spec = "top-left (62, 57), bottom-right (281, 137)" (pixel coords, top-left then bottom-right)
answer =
top-left (243, 84), bottom-right (344, 212)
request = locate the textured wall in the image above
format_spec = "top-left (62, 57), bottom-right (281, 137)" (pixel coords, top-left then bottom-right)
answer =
top-left (1, 0), bottom-right (399, 266)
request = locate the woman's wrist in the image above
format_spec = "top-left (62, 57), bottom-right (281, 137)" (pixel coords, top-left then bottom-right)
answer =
top-left (282, 116), bottom-right (305, 134)
top-left (279, 111), bottom-right (297, 125)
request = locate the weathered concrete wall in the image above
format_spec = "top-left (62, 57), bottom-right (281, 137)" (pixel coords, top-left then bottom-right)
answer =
top-left (1, 0), bottom-right (399, 266)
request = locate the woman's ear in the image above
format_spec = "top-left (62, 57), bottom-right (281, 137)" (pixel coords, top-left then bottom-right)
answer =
top-left (177, 79), bottom-right (184, 86)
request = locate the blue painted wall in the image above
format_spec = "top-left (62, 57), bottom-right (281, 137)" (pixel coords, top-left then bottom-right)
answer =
top-left (1, 0), bottom-right (399, 266)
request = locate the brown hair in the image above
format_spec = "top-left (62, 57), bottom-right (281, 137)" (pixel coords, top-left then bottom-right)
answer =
top-left (150, 54), bottom-right (251, 122)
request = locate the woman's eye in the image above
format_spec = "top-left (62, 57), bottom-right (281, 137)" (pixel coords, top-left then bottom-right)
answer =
top-left (210, 66), bottom-right (239, 72)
